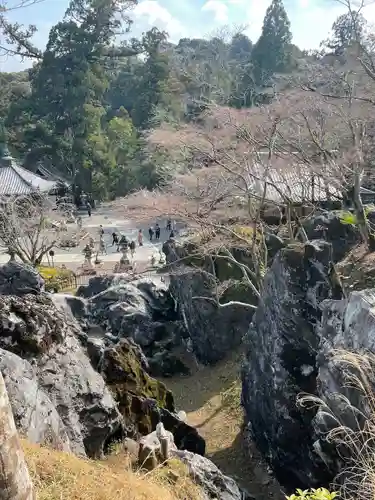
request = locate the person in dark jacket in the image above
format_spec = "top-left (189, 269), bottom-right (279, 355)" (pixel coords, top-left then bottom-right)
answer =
top-left (129, 240), bottom-right (136, 258)
top-left (112, 232), bottom-right (119, 246)
top-left (148, 227), bottom-right (154, 241)
top-left (155, 223), bottom-right (161, 240)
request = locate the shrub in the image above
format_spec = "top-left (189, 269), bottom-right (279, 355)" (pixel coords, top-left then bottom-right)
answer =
top-left (286, 488), bottom-right (338, 499)
top-left (37, 266), bottom-right (75, 293)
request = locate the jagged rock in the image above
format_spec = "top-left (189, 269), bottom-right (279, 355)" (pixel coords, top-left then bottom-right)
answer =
top-left (303, 211), bottom-right (360, 262)
top-left (0, 261), bottom-right (44, 296)
top-left (51, 293), bottom-right (88, 321)
top-left (0, 293), bottom-right (123, 458)
top-left (87, 277), bottom-right (174, 341)
top-left (163, 239), bottom-right (255, 364)
top-left (241, 241), bottom-right (343, 491)
top-left (264, 232), bottom-right (286, 261)
top-left (172, 449), bottom-right (254, 500)
top-left (310, 289), bottom-right (375, 482)
top-left (0, 348), bottom-right (71, 452)
top-left (99, 338), bottom-right (205, 456)
top-left (0, 293), bottom-right (67, 356)
top-left (83, 275), bottom-right (194, 377)
top-left (76, 274), bottom-right (130, 298)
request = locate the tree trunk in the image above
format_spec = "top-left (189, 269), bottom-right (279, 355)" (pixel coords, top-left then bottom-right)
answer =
top-left (0, 371), bottom-right (34, 500)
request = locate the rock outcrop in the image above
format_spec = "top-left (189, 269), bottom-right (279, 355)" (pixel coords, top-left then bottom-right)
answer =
top-left (163, 239), bottom-right (255, 364)
top-left (0, 293), bottom-right (123, 458)
top-left (241, 241), bottom-right (343, 491)
top-left (79, 275), bottom-right (195, 377)
top-left (99, 338), bottom-right (205, 456)
top-left (0, 348), bottom-right (71, 452)
top-left (0, 260), bottom-right (44, 295)
top-left (303, 211), bottom-right (360, 262)
top-left (310, 290), bottom-right (375, 483)
top-left (136, 423), bottom-right (250, 499)
top-left (172, 450), bottom-right (254, 500)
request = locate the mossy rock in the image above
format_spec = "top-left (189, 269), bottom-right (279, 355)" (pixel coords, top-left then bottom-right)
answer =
top-left (100, 339), bottom-right (175, 436)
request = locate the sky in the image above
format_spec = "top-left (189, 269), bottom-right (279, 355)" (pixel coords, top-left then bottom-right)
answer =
top-left (1, 0), bottom-right (375, 72)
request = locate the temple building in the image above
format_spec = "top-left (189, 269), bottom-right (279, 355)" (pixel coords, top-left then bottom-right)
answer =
top-left (0, 143), bottom-right (58, 196)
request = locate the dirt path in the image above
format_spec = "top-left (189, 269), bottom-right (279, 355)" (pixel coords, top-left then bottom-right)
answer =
top-left (162, 352), bottom-right (284, 500)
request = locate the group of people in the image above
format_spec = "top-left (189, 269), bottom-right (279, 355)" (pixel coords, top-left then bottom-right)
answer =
top-left (110, 231), bottom-right (138, 257)
top-left (148, 220), bottom-right (175, 241)
top-left (96, 219), bottom-right (177, 256)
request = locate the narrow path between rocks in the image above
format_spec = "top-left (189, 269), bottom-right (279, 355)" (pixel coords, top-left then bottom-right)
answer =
top-left (161, 352), bottom-right (284, 500)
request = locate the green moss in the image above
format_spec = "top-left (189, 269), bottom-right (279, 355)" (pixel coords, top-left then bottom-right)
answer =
top-left (104, 340), bottom-right (175, 436)
top-left (111, 344), bottom-right (172, 408)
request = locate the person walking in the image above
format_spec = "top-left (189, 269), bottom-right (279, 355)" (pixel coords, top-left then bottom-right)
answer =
top-left (129, 240), bottom-right (136, 258)
top-left (117, 234), bottom-right (128, 252)
top-left (112, 232), bottom-right (119, 247)
top-left (138, 229), bottom-right (143, 247)
top-left (148, 226), bottom-right (154, 241)
top-left (99, 236), bottom-right (106, 255)
top-left (99, 225), bottom-right (104, 238)
top-left (166, 219), bottom-right (171, 231)
top-left (86, 201), bottom-right (92, 217)
top-left (155, 223), bottom-right (161, 240)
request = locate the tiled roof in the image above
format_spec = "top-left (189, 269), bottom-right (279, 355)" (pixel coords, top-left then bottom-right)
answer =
top-left (248, 163), bottom-right (342, 203)
top-left (0, 156), bottom-right (57, 196)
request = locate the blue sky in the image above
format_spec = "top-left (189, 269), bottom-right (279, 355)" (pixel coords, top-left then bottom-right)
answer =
top-left (2, 0), bottom-right (375, 71)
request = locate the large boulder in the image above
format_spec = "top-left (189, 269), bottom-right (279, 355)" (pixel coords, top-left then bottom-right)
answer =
top-left (0, 293), bottom-right (123, 458)
top-left (0, 261), bottom-right (44, 295)
top-left (310, 290), bottom-right (375, 484)
top-left (51, 293), bottom-right (88, 321)
top-left (163, 239), bottom-right (255, 364)
top-left (172, 450), bottom-right (254, 500)
top-left (99, 338), bottom-right (206, 456)
top-left (241, 241), bottom-right (344, 491)
top-left (82, 275), bottom-right (194, 377)
top-left (0, 348), bottom-right (71, 452)
top-left (303, 211), bottom-right (360, 262)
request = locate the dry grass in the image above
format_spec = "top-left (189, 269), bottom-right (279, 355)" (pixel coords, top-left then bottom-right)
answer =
top-left (298, 350), bottom-right (375, 500)
top-left (21, 440), bottom-right (204, 500)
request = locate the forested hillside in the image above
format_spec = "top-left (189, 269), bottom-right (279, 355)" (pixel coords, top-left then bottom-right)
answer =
top-left (0, 0), bottom-right (370, 200)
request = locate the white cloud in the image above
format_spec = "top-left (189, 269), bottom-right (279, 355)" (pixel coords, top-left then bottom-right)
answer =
top-left (201, 0), bottom-right (229, 23)
top-left (132, 0), bottom-right (188, 41)
top-left (245, 1), bottom-right (270, 43)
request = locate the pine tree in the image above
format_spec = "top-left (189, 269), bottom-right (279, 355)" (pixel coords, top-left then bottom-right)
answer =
top-left (322, 12), bottom-right (366, 55)
top-left (251, 0), bottom-right (292, 85)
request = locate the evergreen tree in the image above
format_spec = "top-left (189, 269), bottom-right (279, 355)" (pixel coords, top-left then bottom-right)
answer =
top-left (322, 12), bottom-right (366, 55)
top-left (251, 0), bottom-right (292, 85)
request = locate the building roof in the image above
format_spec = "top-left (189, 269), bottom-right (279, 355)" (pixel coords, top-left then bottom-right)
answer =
top-left (0, 156), bottom-right (58, 196)
top-left (248, 163), bottom-right (342, 204)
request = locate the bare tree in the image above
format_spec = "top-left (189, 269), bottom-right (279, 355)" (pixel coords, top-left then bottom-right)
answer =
top-left (0, 369), bottom-right (34, 500)
top-left (0, 194), bottom-right (71, 266)
top-left (123, 102), bottom-right (338, 310)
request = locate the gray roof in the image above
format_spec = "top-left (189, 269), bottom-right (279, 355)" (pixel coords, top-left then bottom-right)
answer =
top-left (248, 163), bottom-right (342, 203)
top-left (0, 156), bottom-right (58, 196)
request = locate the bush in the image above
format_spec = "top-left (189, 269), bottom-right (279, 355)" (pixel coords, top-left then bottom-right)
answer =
top-left (286, 488), bottom-right (338, 499)
top-left (37, 266), bottom-right (75, 293)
